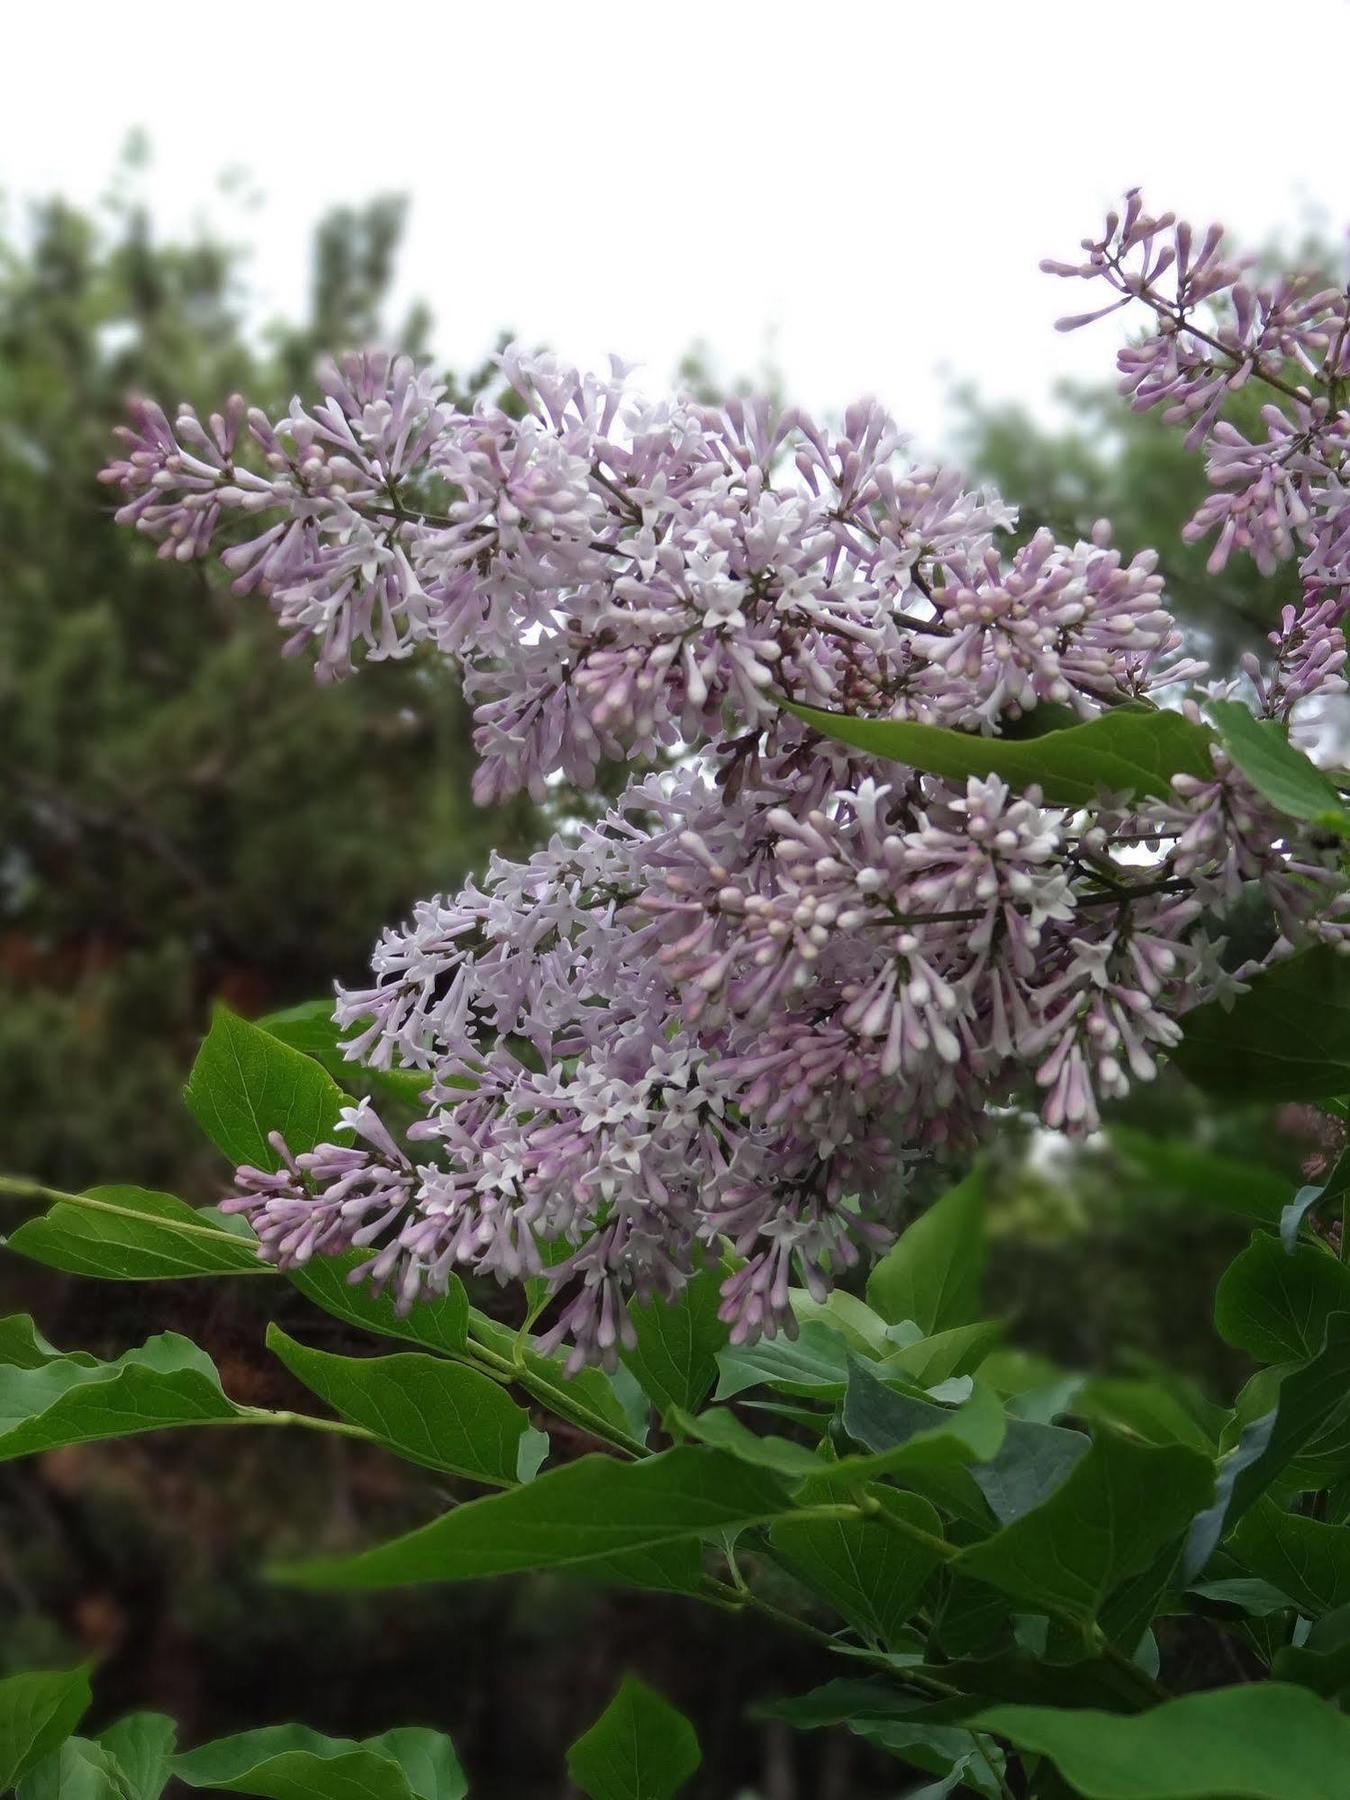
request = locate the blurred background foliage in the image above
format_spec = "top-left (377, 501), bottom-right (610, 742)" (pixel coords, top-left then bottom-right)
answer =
top-left (0, 162), bottom-right (1333, 1794)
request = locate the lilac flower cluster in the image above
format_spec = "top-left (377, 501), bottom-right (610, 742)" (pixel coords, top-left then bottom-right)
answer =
top-left (1044, 188), bottom-right (1350, 719)
top-left (104, 305), bottom-right (1350, 1365)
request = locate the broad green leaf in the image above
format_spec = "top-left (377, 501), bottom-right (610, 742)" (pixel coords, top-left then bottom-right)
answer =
top-left (258, 1001), bottom-right (433, 1111)
top-left (677, 1394), bottom-right (997, 1504)
top-left (784, 699), bottom-right (1215, 805)
top-left (905, 1651), bottom-right (1151, 1714)
top-left (17, 1738), bottom-right (132, 1800)
top-left (622, 1267), bottom-right (727, 1418)
top-left (1188, 1575), bottom-right (1296, 1618)
top-left (1072, 1377), bottom-right (1223, 1454)
top-left (1216, 1315), bottom-right (1350, 1525)
top-left (1109, 1128), bottom-right (1290, 1226)
top-left (1101, 1541), bottom-right (1185, 1654)
top-left (771, 1488), bottom-right (945, 1645)
top-left (1232, 1501), bottom-right (1350, 1617)
top-left (977, 1683), bottom-right (1350, 1799)
top-left (360, 1730), bottom-right (466, 1800)
top-left (0, 1332), bottom-right (238, 1461)
top-left (279, 1446), bottom-right (790, 1589)
top-left (184, 1004), bottom-right (348, 1170)
top-left (790, 1288), bottom-right (891, 1356)
top-left (842, 1355), bottom-right (1006, 1471)
top-left (173, 1725), bottom-right (418, 1800)
top-left (0, 1665), bottom-right (93, 1790)
top-left (968, 1417), bottom-right (1090, 1525)
top-left (1172, 946), bottom-right (1350, 1101)
top-left (1273, 1602), bottom-right (1350, 1700)
top-left (751, 1678), bottom-right (926, 1730)
top-left (866, 1171), bottom-right (984, 1333)
top-left (713, 1322), bottom-right (851, 1401)
top-left (266, 1325), bottom-right (543, 1485)
top-left (565, 1676), bottom-right (700, 1800)
top-left (1208, 699), bottom-right (1350, 837)
top-left (880, 1321), bottom-right (1003, 1389)
top-left (672, 1407), bottom-right (823, 1477)
top-left (752, 1681), bottom-right (991, 1779)
top-left (96, 1715), bottom-right (176, 1800)
top-left (287, 1253), bottom-right (468, 1357)
top-left (956, 1431), bottom-right (1214, 1623)
top-left (0, 1316), bottom-right (95, 1371)
top-left (933, 1576), bottom-right (1018, 1659)
top-left (8, 1186), bottom-right (262, 1281)
top-left (1215, 1233), bottom-right (1350, 1363)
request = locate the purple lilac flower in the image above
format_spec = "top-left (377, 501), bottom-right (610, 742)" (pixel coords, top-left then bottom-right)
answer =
top-left (104, 323), bottom-right (1350, 1364)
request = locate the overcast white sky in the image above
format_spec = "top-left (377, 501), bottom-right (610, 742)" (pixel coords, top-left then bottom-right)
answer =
top-left (4, 0), bottom-right (1347, 451)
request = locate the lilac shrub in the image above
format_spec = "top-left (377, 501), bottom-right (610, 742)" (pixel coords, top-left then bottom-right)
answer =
top-left (101, 201), bottom-right (1350, 1365)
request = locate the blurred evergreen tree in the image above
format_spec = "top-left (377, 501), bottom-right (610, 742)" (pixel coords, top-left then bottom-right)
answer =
top-left (0, 164), bottom-right (537, 1193)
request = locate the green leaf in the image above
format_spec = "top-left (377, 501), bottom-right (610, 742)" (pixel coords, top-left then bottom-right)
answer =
top-left (8, 1186), bottom-right (262, 1281)
top-left (565, 1676), bottom-right (700, 1800)
top-left (258, 1002), bottom-right (434, 1112)
top-left (968, 1417), bottom-right (1090, 1525)
top-left (17, 1738), bottom-right (134, 1800)
top-left (866, 1171), bottom-right (985, 1333)
top-left (784, 699), bottom-right (1215, 806)
top-left (0, 1331), bottom-right (238, 1461)
top-left (906, 1651), bottom-right (1152, 1714)
top-left (751, 1681), bottom-right (990, 1779)
top-left (286, 1254), bottom-right (468, 1358)
top-left (266, 1325), bottom-right (543, 1485)
top-left (771, 1488), bottom-right (946, 1645)
top-left (1208, 700), bottom-right (1350, 837)
top-left (622, 1267), bottom-right (727, 1418)
top-left (1109, 1128), bottom-right (1290, 1226)
top-left (956, 1431), bottom-right (1214, 1623)
top-left (1215, 1233), bottom-right (1350, 1363)
top-left (1222, 1315), bottom-right (1350, 1521)
top-left (96, 1715), bottom-right (176, 1800)
top-left (713, 1322), bottom-right (851, 1401)
top-left (977, 1683), bottom-right (1350, 1799)
top-left (842, 1356), bottom-right (1007, 1471)
top-left (1172, 946), bottom-right (1350, 1101)
top-left (1232, 1501), bottom-right (1350, 1617)
top-left (184, 1004), bottom-right (348, 1170)
top-left (880, 1322), bottom-right (1003, 1389)
top-left (1072, 1377), bottom-right (1223, 1454)
top-left (0, 1665), bottom-right (93, 1790)
top-left (278, 1446), bottom-right (790, 1589)
top-left (672, 1407), bottom-right (824, 1477)
top-left (790, 1289), bottom-right (892, 1356)
top-left (173, 1725), bottom-right (419, 1800)
top-left (1272, 1602), bottom-right (1350, 1700)
top-left (359, 1730), bottom-right (466, 1800)
top-left (0, 1316), bottom-right (95, 1371)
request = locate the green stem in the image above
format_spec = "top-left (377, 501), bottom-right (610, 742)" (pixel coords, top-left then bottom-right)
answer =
top-left (230, 1405), bottom-right (380, 1444)
top-left (462, 1330), bottom-right (649, 1459)
top-left (0, 1174), bottom-right (271, 1255)
top-left (854, 1490), bottom-right (958, 1562)
top-left (1086, 1624), bottom-right (1172, 1704)
top-left (972, 1730), bottom-right (1017, 1800)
